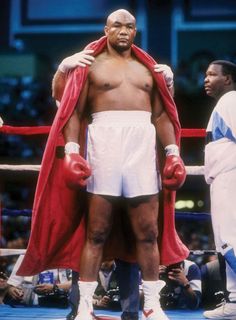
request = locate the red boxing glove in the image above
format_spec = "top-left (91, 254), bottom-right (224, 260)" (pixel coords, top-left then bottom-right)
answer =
top-left (63, 153), bottom-right (91, 189)
top-left (162, 155), bottom-right (186, 190)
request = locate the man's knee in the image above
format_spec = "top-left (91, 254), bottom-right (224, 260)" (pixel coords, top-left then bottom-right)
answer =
top-left (137, 224), bottom-right (158, 243)
top-left (87, 228), bottom-right (109, 245)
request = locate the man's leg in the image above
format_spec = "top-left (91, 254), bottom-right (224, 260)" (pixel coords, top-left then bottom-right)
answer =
top-left (203, 172), bottom-right (236, 319)
top-left (75, 194), bottom-right (114, 320)
top-left (116, 259), bottom-right (140, 320)
top-left (127, 195), bottom-right (168, 320)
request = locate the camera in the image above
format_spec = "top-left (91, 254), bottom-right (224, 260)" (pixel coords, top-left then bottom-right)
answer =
top-left (107, 288), bottom-right (120, 302)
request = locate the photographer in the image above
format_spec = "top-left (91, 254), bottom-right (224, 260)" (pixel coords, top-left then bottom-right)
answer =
top-left (0, 272), bottom-right (9, 304)
top-left (5, 255), bottom-right (71, 307)
top-left (158, 260), bottom-right (202, 310)
top-left (93, 260), bottom-right (120, 311)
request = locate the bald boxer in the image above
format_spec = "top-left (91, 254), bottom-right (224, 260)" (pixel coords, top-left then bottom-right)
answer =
top-left (63, 9), bottom-right (186, 320)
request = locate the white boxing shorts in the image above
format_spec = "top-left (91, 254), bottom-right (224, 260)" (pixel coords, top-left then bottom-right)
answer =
top-left (86, 110), bottom-right (161, 198)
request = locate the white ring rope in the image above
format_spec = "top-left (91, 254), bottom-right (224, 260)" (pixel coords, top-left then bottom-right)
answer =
top-left (0, 248), bottom-right (216, 257)
top-left (0, 249), bottom-right (26, 256)
top-left (185, 165), bottom-right (205, 175)
top-left (0, 164), bottom-right (205, 175)
top-left (0, 164), bottom-right (41, 171)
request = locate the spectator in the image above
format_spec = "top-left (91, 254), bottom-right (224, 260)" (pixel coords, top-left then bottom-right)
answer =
top-left (0, 272), bottom-right (9, 304)
top-left (201, 257), bottom-right (225, 310)
top-left (6, 255), bottom-right (71, 308)
top-left (93, 260), bottom-right (120, 310)
top-left (157, 260), bottom-right (201, 310)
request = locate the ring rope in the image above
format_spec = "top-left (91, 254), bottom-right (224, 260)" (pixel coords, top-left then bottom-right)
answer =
top-left (0, 125), bottom-right (206, 137)
top-left (0, 247), bottom-right (216, 257)
top-left (1, 208), bottom-right (211, 219)
top-left (0, 164), bottom-right (205, 175)
top-left (0, 125), bottom-right (51, 135)
top-left (0, 164), bottom-right (41, 171)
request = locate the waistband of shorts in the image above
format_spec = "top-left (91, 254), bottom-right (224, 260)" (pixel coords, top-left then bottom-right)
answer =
top-left (91, 110), bottom-right (152, 124)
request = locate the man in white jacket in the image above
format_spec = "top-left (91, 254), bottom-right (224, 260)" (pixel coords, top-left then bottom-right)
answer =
top-left (203, 60), bottom-right (236, 319)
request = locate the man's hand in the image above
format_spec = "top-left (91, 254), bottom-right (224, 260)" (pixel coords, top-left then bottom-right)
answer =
top-left (167, 267), bottom-right (188, 286)
top-left (58, 49), bottom-right (95, 73)
top-left (8, 286), bottom-right (24, 300)
top-left (34, 283), bottom-right (54, 295)
top-left (154, 64), bottom-right (174, 88)
top-left (0, 116), bottom-right (3, 127)
top-left (163, 155), bottom-right (186, 190)
top-left (63, 153), bottom-right (91, 189)
top-left (96, 295), bottom-right (111, 308)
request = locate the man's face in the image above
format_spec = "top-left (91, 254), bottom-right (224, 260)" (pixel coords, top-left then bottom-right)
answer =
top-left (0, 272), bottom-right (8, 291)
top-left (204, 64), bottom-right (228, 99)
top-left (100, 260), bottom-right (114, 271)
top-left (105, 12), bottom-right (136, 52)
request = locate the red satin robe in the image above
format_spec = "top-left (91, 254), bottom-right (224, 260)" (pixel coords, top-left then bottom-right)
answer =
top-left (18, 36), bottom-right (189, 276)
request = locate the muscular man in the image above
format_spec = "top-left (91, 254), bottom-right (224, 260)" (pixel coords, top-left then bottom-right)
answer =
top-left (62, 9), bottom-right (185, 320)
top-left (203, 60), bottom-right (236, 319)
top-left (54, 50), bottom-right (175, 320)
top-left (17, 8), bottom-right (188, 320)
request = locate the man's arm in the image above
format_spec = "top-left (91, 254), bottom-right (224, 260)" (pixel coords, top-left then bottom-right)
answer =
top-left (168, 264), bottom-right (201, 309)
top-left (52, 70), bottom-right (67, 102)
top-left (34, 280), bottom-right (72, 295)
top-left (152, 89), bottom-right (186, 190)
top-left (151, 88), bottom-right (176, 147)
top-left (62, 79), bottom-right (91, 188)
top-left (52, 50), bottom-right (95, 102)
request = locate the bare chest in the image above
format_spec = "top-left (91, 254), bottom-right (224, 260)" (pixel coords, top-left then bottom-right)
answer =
top-left (89, 59), bottom-right (153, 92)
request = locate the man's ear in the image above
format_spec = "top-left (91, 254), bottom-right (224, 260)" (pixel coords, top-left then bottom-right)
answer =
top-left (104, 25), bottom-right (108, 36)
top-left (225, 74), bottom-right (233, 85)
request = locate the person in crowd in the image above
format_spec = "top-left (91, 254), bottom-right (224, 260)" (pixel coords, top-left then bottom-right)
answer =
top-left (6, 255), bottom-right (71, 307)
top-left (92, 260), bottom-right (120, 310)
top-left (18, 8), bottom-right (188, 320)
top-left (203, 60), bottom-right (236, 319)
top-left (157, 259), bottom-right (201, 310)
top-left (201, 256), bottom-right (225, 310)
top-left (0, 272), bottom-right (9, 304)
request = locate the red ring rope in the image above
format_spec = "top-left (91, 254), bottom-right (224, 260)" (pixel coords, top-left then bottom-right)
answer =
top-left (0, 125), bottom-right (206, 137)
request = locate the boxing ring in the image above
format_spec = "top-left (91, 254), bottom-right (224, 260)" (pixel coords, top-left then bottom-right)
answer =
top-left (0, 124), bottom-right (212, 320)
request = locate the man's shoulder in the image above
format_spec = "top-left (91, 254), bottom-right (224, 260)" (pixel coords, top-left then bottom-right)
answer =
top-left (184, 260), bottom-right (200, 272)
top-left (215, 90), bottom-right (236, 114)
top-left (88, 51), bottom-right (110, 73)
top-left (184, 260), bottom-right (201, 279)
top-left (218, 90), bottom-right (236, 105)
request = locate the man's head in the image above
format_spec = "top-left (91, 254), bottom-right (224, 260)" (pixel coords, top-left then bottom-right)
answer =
top-left (0, 272), bottom-right (8, 294)
top-left (204, 60), bottom-right (236, 99)
top-left (104, 9), bottom-right (137, 52)
top-left (100, 259), bottom-right (115, 272)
